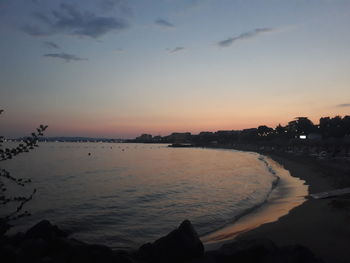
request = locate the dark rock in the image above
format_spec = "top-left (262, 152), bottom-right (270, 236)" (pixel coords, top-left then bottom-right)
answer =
top-left (195, 239), bottom-right (323, 263)
top-left (17, 238), bottom-right (50, 263)
top-left (8, 219), bottom-right (138, 263)
top-left (0, 221), bottom-right (12, 236)
top-left (0, 244), bottom-right (16, 263)
top-left (24, 220), bottom-right (68, 241)
top-left (206, 238), bottom-right (278, 263)
top-left (276, 245), bottom-right (324, 263)
top-left (38, 256), bottom-right (54, 263)
top-left (69, 244), bottom-right (116, 263)
top-left (138, 220), bottom-right (204, 263)
top-left (1, 219), bottom-right (323, 263)
top-left (45, 237), bottom-right (85, 261)
top-left (138, 242), bottom-right (154, 260)
top-left (113, 251), bottom-right (139, 263)
top-left (8, 232), bottom-right (25, 246)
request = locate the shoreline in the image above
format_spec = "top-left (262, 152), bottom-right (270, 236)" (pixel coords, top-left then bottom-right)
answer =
top-left (201, 152), bottom-right (308, 248)
top-left (235, 151), bottom-right (350, 263)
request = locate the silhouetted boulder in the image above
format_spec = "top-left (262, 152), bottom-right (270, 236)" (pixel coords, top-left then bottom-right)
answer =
top-left (17, 238), bottom-right (50, 263)
top-left (69, 244), bottom-right (116, 263)
top-left (0, 244), bottom-right (16, 263)
top-left (194, 239), bottom-right (323, 263)
top-left (277, 245), bottom-right (323, 263)
top-left (138, 220), bottom-right (204, 262)
top-left (1, 219), bottom-right (138, 263)
top-left (225, 238), bottom-right (276, 260)
top-left (113, 250), bottom-right (139, 263)
top-left (0, 221), bottom-right (11, 236)
top-left (24, 220), bottom-right (68, 240)
top-left (1, 219), bottom-right (323, 263)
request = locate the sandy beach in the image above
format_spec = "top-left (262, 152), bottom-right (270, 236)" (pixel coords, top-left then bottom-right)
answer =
top-left (236, 153), bottom-right (350, 263)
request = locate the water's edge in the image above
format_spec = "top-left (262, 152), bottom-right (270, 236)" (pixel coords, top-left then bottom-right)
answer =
top-left (201, 151), bottom-right (308, 249)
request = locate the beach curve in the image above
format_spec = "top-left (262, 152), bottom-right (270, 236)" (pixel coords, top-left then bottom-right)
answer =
top-left (201, 153), bottom-right (308, 248)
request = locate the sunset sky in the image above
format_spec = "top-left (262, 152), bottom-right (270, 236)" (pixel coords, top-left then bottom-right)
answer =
top-left (1, 0), bottom-right (350, 138)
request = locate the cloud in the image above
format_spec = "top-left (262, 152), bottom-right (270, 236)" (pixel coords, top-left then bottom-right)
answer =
top-left (218, 28), bottom-right (274, 47)
top-left (336, 103), bottom-right (350, 108)
top-left (99, 0), bottom-right (132, 15)
top-left (100, 0), bottom-right (122, 10)
top-left (168, 47), bottom-right (185, 53)
top-left (155, 19), bottom-right (175, 28)
top-left (113, 48), bottom-right (124, 53)
top-left (23, 3), bottom-right (128, 38)
top-left (43, 52), bottom-right (87, 62)
top-left (22, 25), bottom-right (48, 36)
top-left (43, 41), bottom-right (60, 49)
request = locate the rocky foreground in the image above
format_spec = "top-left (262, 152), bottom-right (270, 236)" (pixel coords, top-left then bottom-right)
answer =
top-left (0, 219), bottom-right (323, 263)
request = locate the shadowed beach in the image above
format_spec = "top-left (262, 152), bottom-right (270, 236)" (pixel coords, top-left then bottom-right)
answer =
top-left (235, 152), bottom-right (350, 263)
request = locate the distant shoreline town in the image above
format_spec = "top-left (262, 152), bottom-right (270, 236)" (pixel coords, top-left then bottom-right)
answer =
top-left (7, 115), bottom-right (350, 158)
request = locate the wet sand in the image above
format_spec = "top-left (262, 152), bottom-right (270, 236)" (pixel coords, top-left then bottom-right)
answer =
top-left (237, 154), bottom-right (350, 263)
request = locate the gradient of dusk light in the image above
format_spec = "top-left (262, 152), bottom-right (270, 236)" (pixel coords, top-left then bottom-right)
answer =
top-left (1, 0), bottom-right (350, 138)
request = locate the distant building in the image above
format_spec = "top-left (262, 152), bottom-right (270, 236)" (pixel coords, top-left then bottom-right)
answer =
top-left (152, 136), bottom-right (163, 142)
top-left (299, 133), bottom-right (322, 140)
top-left (215, 130), bottom-right (238, 136)
top-left (242, 128), bottom-right (258, 133)
top-left (199, 132), bottom-right (213, 136)
top-left (135, 134), bottom-right (153, 142)
top-left (166, 132), bottom-right (192, 143)
top-left (308, 133), bottom-right (322, 140)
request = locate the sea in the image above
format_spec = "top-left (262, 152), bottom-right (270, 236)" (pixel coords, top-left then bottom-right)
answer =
top-left (1, 143), bottom-right (308, 248)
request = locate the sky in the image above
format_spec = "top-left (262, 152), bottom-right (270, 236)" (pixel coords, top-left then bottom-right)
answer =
top-left (1, 0), bottom-right (350, 138)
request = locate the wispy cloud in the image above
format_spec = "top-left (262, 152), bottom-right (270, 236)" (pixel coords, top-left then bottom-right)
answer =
top-left (43, 41), bottom-right (60, 49)
top-left (168, 47), bottom-right (185, 53)
top-left (43, 52), bottom-right (87, 62)
top-left (99, 0), bottom-right (132, 15)
top-left (218, 28), bottom-right (274, 47)
top-left (113, 48), bottom-right (124, 53)
top-left (336, 103), bottom-right (350, 108)
top-left (23, 3), bottom-right (128, 38)
top-left (100, 0), bottom-right (122, 10)
top-left (155, 19), bottom-right (175, 28)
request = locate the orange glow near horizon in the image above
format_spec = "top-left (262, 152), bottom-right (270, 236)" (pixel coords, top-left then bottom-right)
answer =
top-left (2, 98), bottom-right (350, 138)
top-left (27, 108), bottom-right (349, 138)
top-left (2, 0), bottom-right (350, 139)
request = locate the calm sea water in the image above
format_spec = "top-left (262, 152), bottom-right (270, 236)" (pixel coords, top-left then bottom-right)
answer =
top-left (2, 143), bottom-right (297, 247)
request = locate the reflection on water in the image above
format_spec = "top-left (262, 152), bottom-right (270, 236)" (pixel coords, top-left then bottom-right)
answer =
top-left (2, 143), bottom-right (305, 248)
